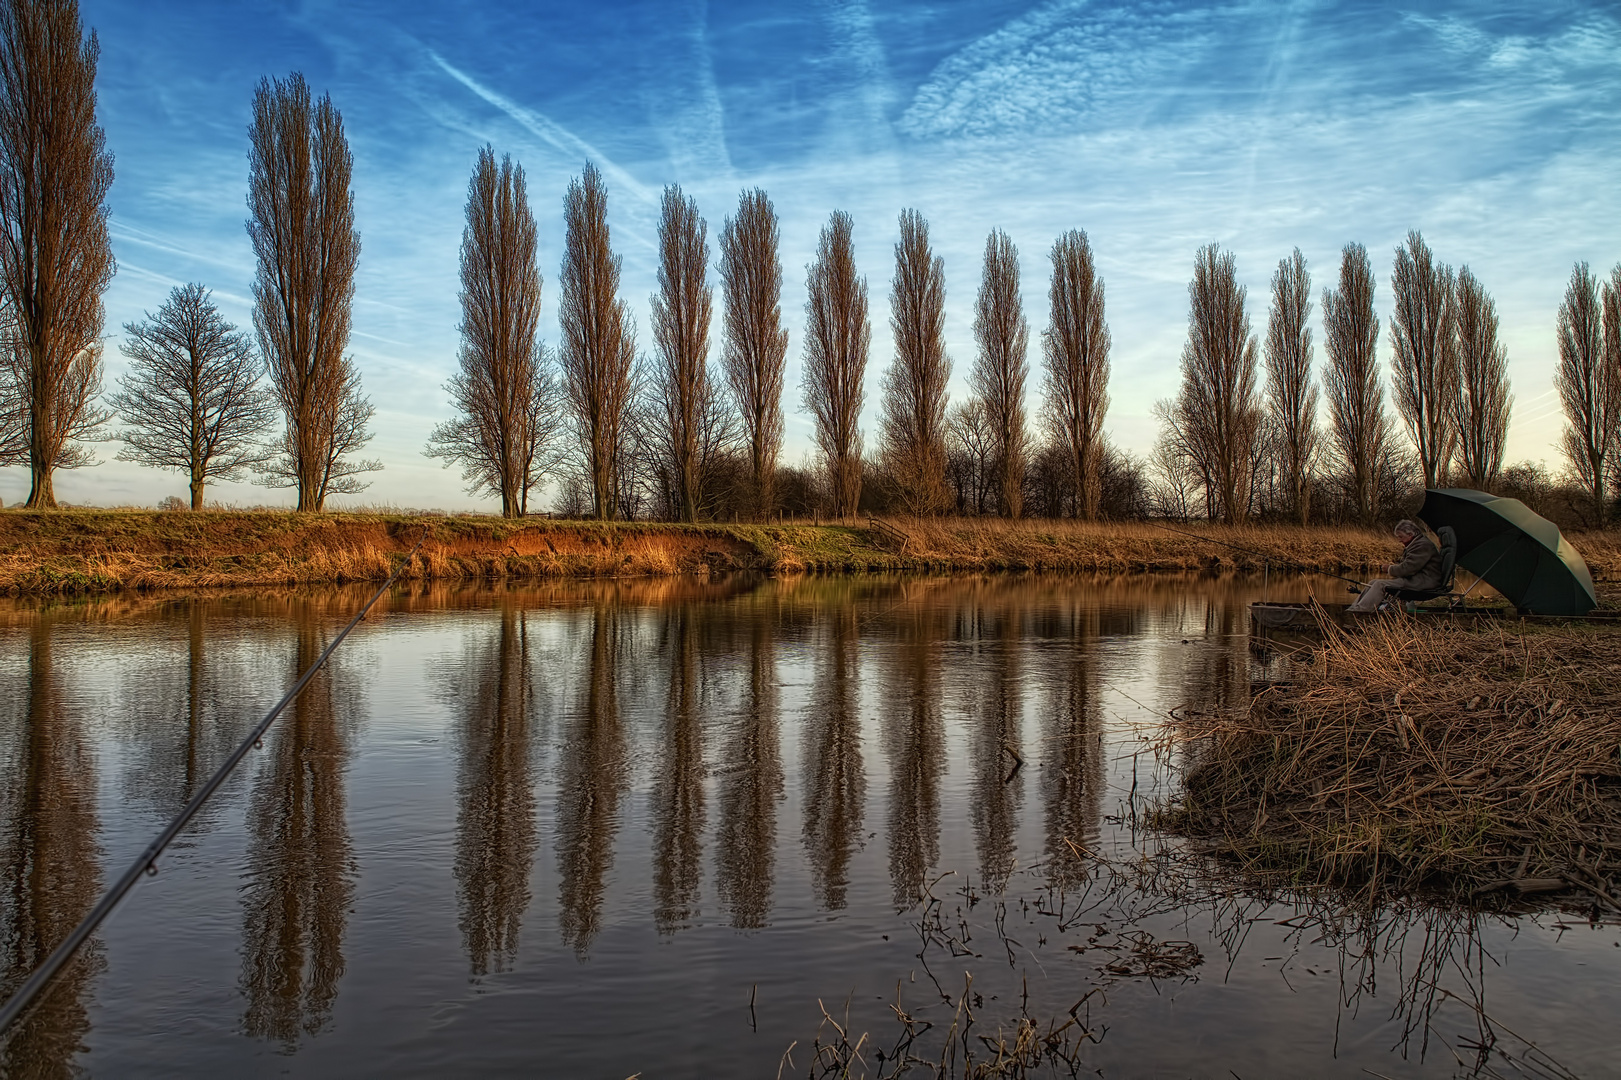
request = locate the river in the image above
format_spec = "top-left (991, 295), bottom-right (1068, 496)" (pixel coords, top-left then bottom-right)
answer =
top-left (0, 574), bottom-right (1612, 1077)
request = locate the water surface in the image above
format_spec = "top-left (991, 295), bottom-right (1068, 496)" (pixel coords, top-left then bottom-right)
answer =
top-left (0, 575), bottom-right (1613, 1077)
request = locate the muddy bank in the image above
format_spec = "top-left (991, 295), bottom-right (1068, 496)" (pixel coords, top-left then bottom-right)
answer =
top-left (2, 510), bottom-right (1616, 595)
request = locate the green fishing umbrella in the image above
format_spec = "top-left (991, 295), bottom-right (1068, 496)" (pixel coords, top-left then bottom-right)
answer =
top-left (1418, 488), bottom-right (1597, 616)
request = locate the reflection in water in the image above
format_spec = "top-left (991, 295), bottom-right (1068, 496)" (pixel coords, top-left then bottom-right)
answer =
top-left (121, 605), bottom-right (240, 827)
top-left (239, 620), bottom-right (355, 1046)
top-left (651, 606), bottom-right (707, 932)
top-left (714, 602), bottom-right (783, 929)
top-left (1041, 602), bottom-right (1107, 890)
top-left (556, 604), bottom-right (628, 953)
top-left (972, 603), bottom-right (1023, 893)
top-left (802, 604), bottom-right (864, 911)
top-left (453, 607), bottom-right (537, 976)
top-left (0, 621), bottom-right (101, 1079)
top-left (884, 594), bottom-right (945, 910)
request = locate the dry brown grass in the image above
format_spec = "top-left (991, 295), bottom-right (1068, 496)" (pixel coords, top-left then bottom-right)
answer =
top-left (870, 517), bottom-right (1398, 574)
top-left (2, 509), bottom-right (1618, 595)
top-left (1158, 615), bottom-right (1621, 904)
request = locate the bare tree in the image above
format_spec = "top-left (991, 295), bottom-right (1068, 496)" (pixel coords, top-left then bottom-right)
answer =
top-left (109, 284), bottom-right (274, 509)
top-left (801, 210), bottom-right (868, 520)
top-left (1556, 262), bottom-right (1618, 522)
top-left (1041, 229), bottom-right (1110, 520)
top-left (879, 208), bottom-right (950, 516)
top-left (718, 189), bottom-right (787, 521)
top-left (1262, 249), bottom-right (1318, 524)
top-left (1170, 244), bottom-right (1260, 523)
top-left (559, 162), bottom-right (638, 520)
top-left (1390, 230), bottom-right (1458, 489)
top-left (1450, 265), bottom-right (1511, 490)
top-left (945, 398), bottom-right (995, 514)
top-left (0, 0), bottom-right (113, 507)
top-left (426, 148), bottom-right (559, 517)
top-left (1150, 397), bottom-right (1204, 519)
top-left (1322, 243), bottom-right (1388, 524)
top-left (1606, 267), bottom-right (1621, 507)
top-left (648, 184), bottom-right (715, 522)
top-left (971, 229), bottom-right (1029, 518)
top-left (247, 73), bottom-right (378, 510)
top-left (639, 365), bottom-right (738, 521)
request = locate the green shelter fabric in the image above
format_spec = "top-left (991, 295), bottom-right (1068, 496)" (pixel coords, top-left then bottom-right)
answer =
top-left (1418, 488), bottom-right (1597, 616)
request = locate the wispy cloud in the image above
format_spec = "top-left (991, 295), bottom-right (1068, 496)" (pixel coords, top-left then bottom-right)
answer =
top-left (428, 50), bottom-right (655, 205)
top-left (643, 0), bottom-right (733, 184)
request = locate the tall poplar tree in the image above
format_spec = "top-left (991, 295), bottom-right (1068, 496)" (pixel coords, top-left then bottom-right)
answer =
top-left (247, 73), bottom-right (378, 510)
top-left (0, 0), bottom-right (114, 508)
top-left (801, 210), bottom-right (868, 519)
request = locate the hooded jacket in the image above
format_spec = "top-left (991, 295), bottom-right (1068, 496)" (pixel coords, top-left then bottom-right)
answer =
top-left (1389, 532), bottom-right (1443, 590)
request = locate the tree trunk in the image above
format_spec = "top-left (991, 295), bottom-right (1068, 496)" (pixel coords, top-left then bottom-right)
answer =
top-left (25, 460), bottom-right (55, 509)
top-left (190, 476), bottom-right (205, 511)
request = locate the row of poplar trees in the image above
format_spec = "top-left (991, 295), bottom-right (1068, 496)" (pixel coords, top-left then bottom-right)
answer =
top-left (1156, 236), bottom-right (1621, 526)
top-left (1, 0), bottom-right (1608, 524)
top-left (428, 153), bottom-right (1114, 522)
top-left (1155, 235), bottom-right (1525, 525)
top-left (0, 0), bottom-right (378, 511)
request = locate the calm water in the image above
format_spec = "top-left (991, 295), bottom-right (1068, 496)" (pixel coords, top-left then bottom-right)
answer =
top-left (0, 575), bottom-right (1613, 1078)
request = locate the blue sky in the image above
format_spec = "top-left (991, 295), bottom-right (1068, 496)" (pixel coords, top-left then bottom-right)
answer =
top-left (20, 0), bottom-right (1620, 509)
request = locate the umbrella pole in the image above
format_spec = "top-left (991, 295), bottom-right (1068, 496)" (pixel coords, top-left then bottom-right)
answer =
top-left (1456, 545), bottom-right (1515, 605)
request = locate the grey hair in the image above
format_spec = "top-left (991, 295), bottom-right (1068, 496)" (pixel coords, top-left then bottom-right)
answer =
top-left (1394, 519), bottom-right (1422, 538)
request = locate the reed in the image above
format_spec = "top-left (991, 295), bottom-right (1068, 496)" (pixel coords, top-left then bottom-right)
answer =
top-left (1, 509), bottom-right (1618, 595)
top-left (1158, 616), bottom-right (1621, 904)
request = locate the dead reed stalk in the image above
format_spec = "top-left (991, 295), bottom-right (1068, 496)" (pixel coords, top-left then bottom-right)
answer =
top-left (1159, 617), bottom-right (1621, 903)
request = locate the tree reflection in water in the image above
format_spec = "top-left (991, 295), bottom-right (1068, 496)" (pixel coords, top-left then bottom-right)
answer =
top-left (714, 599), bottom-right (783, 929)
top-left (802, 603), bottom-right (864, 911)
top-left (452, 605), bottom-right (537, 976)
top-left (971, 597), bottom-right (1023, 894)
top-left (1040, 598), bottom-right (1112, 891)
top-left (555, 602), bottom-right (628, 954)
top-left (0, 619), bottom-right (101, 1080)
top-left (651, 604), bottom-right (707, 933)
top-left (119, 604), bottom-right (244, 830)
top-left (884, 587), bottom-right (945, 911)
top-left (238, 617), bottom-right (355, 1046)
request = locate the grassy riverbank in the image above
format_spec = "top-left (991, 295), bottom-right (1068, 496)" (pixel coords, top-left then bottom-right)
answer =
top-left (1, 508), bottom-right (1618, 595)
top-left (1159, 617), bottom-right (1621, 906)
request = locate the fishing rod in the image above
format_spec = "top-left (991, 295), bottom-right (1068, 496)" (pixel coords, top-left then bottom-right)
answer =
top-left (1145, 521), bottom-right (1373, 590)
top-left (0, 528), bottom-right (428, 1038)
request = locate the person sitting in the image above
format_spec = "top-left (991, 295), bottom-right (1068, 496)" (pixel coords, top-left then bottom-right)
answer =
top-left (1349, 519), bottom-right (1443, 613)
